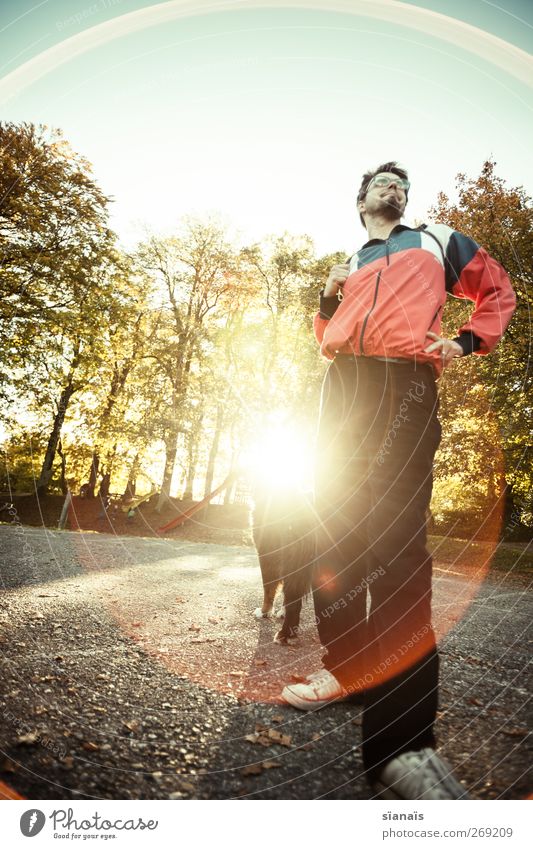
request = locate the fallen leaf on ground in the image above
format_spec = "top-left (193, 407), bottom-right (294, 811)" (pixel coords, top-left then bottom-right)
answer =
top-left (123, 721), bottom-right (140, 732)
top-left (81, 741), bottom-right (99, 752)
top-left (269, 730), bottom-right (291, 747)
top-left (250, 725), bottom-right (292, 748)
top-left (241, 763), bottom-right (263, 775)
top-left (245, 733), bottom-right (271, 748)
top-left (17, 733), bottom-right (39, 745)
top-left (188, 625), bottom-right (201, 632)
top-left (502, 728), bottom-right (528, 737)
top-left (254, 660), bottom-right (267, 667)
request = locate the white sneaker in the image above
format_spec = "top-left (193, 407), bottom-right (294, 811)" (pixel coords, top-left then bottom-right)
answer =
top-left (281, 669), bottom-right (348, 710)
top-left (373, 748), bottom-right (470, 800)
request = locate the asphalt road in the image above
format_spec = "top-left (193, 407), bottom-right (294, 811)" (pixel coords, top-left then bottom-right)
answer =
top-left (0, 524), bottom-right (531, 800)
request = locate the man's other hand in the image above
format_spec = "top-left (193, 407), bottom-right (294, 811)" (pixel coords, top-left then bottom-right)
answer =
top-left (324, 263), bottom-right (350, 297)
top-left (424, 332), bottom-right (463, 367)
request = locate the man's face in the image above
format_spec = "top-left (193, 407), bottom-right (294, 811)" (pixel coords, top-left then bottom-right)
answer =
top-left (359, 172), bottom-right (408, 222)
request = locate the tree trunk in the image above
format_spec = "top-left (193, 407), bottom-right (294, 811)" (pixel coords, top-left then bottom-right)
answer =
top-left (86, 452), bottom-right (100, 499)
top-left (181, 404), bottom-right (204, 501)
top-left (224, 420), bottom-right (240, 506)
top-left (182, 429), bottom-right (201, 501)
top-left (203, 404), bottom-right (225, 500)
top-left (501, 481), bottom-right (518, 539)
top-left (98, 444), bottom-right (117, 498)
top-left (84, 360), bottom-right (131, 497)
top-left (122, 453), bottom-right (139, 500)
top-left (57, 438), bottom-right (68, 495)
top-left (36, 381), bottom-right (75, 494)
top-left (182, 448), bottom-right (197, 502)
top-left (99, 472), bottom-right (111, 499)
top-left (156, 429), bottom-right (180, 512)
top-left (224, 476), bottom-right (237, 506)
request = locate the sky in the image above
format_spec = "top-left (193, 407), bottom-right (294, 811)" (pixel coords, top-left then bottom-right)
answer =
top-left (0, 0), bottom-right (532, 255)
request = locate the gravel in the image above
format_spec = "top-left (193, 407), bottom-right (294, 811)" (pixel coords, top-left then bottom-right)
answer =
top-left (0, 524), bottom-right (530, 799)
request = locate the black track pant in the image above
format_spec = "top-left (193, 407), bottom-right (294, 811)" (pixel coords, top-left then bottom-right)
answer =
top-left (313, 355), bottom-right (441, 776)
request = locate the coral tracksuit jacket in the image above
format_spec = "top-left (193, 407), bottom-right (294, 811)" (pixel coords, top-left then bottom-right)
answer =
top-left (314, 223), bottom-right (516, 375)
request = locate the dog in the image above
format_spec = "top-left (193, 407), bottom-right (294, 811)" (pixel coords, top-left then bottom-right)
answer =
top-left (252, 487), bottom-right (316, 644)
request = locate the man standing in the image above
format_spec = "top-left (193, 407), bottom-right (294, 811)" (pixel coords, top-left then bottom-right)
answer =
top-left (281, 162), bottom-right (516, 799)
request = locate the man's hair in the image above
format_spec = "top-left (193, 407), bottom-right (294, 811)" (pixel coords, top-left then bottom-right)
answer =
top-left (357, 161), bottom-right (409, 228)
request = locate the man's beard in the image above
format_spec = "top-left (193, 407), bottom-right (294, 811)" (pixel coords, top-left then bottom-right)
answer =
top-left (376, 193), bottom-right (404, 220)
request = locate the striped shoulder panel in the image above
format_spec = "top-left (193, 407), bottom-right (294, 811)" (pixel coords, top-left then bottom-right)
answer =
top-left (423, 223), bottom-right (482, 293)
top-left (445, 230), bottom-right (480, 293)
top-left (352, 229), bottom-right (424, 270)
top-left (423, 223), bottom-right (454, 256)
top-left (419, 223), bottom-right (453, 267)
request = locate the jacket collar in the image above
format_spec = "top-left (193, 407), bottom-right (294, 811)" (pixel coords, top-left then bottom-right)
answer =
top-left (361, 223), bottom-right (415, 249)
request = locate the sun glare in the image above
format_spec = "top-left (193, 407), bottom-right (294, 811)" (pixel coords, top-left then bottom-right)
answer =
top-left (242, 423), bottom-right (314, 492)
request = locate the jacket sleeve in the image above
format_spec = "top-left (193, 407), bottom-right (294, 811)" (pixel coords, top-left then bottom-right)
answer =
top-left (445, 232), bottom-right (516, 354)
top-left (313, 290), bottom-right (341, 349)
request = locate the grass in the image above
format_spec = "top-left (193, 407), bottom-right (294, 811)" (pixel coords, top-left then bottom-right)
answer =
top-left (428, 534), bottom-right (532, 575)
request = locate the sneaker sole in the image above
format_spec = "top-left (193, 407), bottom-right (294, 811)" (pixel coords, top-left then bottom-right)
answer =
top-left (372, 780), bottom-right (402, 800)
top-left (372, 774), bottom-right (470, 801)
top-left (281, 685), bottom-right (349, 711)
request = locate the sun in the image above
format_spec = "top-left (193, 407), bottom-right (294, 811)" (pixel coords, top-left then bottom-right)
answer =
top-left (241, 422), bottom-right (314, 492)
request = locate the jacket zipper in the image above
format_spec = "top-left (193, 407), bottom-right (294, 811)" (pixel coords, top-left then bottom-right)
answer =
top-left (427, 305), bottom-right (442, 333)
top-left (359, 241), bottom-right (390, 355)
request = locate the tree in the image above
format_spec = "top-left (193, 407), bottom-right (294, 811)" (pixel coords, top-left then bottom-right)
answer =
top-left (0, 122), bottom-right (121, 493)
top-left (239, 234), bottom-right (316, 418)
top-left (0, 122), bottom-right (113, 374)
top-left (430, 160), bottom-right (532, 531)
top-left (135, 217), bottom-right (244, 508)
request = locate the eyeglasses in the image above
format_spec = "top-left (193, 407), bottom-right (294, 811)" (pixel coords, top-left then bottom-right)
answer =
top-left (367, 173), bottom-right (410, 192)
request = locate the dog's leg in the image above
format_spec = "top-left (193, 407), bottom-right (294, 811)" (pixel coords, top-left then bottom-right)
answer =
top-left (253, 580), bottom-right (279, 619)
top-left (253, 553), bottom-right (281, 618)
top-left (273, 548), bottom-right (313, 643)
top-left (274, 596), bottom-right (302, 644)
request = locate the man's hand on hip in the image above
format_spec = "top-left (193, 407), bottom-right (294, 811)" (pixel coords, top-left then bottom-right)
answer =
top-left (324, 263), bottom-right (350, 298)
top-left (424, 332), bottom-right (463, 367)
